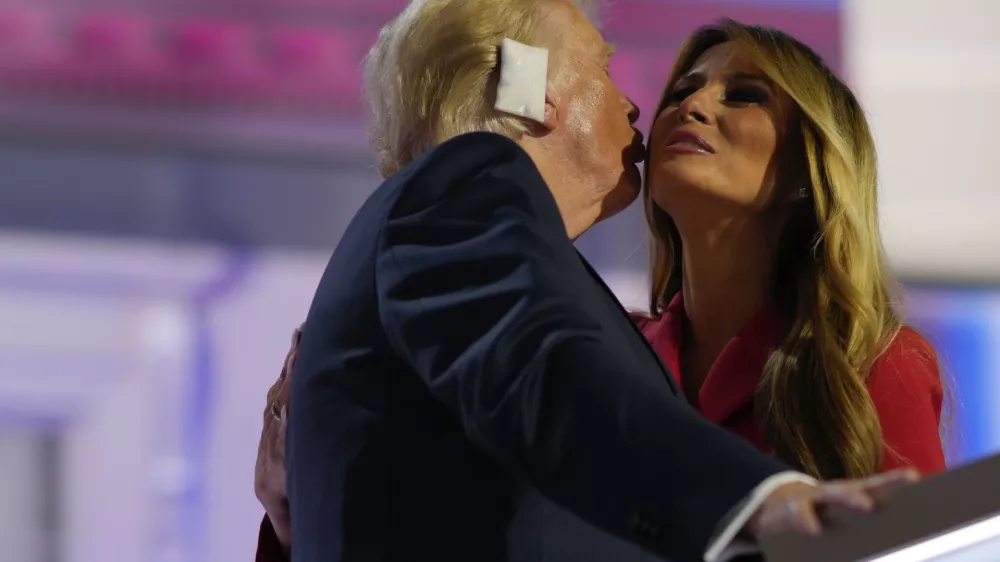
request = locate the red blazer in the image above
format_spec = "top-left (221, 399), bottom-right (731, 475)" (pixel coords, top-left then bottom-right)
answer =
top-left (257, 516), bottom-right (285, 562)
top-left (633, 293), bottom-right (946, 474)
top-left (256, 294), bottom-right (946, 561)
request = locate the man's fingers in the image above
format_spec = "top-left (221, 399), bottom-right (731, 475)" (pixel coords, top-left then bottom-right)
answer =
top-left (789, 497), bottom-right (822, 536)
top-left (752, 470), bottom-right (920, 542)
top-left (275, 405), bottom-right (288, 454)
top-left (754, 497), bottom-right (821, 537)
top-left (259, 414), bottom-right (277, 463)
top-left (276, 325), bottom-right (302, 389)
top-left (855, 468), bottom-right (920, 502)
top-left (817, 483), bottom-right (874, 512)
top-left (265, 377), bottom-right (281, 402)
top-left (262, 394), bottom-right (278, 422)
top-left (288, 326), bottom-right (303, 368)
top-left (279, 350), bottom-right (295, 381)
top-left (263, 324), bottom-right (303, 424)
top-left (860, 468), bottom-right (920, 490)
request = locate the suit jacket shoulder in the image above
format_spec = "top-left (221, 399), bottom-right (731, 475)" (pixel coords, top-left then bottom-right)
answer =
top-left (387, 132), bottom-right (555, 221)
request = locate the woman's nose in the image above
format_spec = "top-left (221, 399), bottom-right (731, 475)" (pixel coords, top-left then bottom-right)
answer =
top-left (678, 88), bottom-right (714, 125)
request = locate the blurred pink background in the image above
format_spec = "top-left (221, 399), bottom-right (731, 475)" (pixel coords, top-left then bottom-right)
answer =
top-left (0, 1), bottom-right (997, 561)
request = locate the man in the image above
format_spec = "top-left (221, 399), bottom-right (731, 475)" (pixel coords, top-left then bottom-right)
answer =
top-left (259, 0), bottom-right (916, 560)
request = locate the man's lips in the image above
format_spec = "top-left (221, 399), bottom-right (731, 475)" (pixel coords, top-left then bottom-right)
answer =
top-left (629, 130), bottom-right (646, 163)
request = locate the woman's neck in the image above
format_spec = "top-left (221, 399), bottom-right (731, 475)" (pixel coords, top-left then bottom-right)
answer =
top-left (678, 221), bottom-right (775, 393)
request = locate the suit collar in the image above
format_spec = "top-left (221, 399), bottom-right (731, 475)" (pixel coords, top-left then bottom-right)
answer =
top-left (575, 253), bottom-right (681, 396)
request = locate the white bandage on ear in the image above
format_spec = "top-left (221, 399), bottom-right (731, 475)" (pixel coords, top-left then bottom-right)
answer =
top-left (494, 38), bottom-right (549, 123)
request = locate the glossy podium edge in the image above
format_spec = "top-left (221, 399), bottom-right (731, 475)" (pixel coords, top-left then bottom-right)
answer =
top-left (760, 453), bottom-right (1000, 562)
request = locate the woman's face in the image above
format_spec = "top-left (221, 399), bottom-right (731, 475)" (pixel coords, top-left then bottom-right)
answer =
top-left (647, 42), bottom-right (802, 221)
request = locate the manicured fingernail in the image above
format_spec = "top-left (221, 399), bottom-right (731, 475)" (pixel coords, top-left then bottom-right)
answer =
top-left (280, 405), bottom-right (287, 423)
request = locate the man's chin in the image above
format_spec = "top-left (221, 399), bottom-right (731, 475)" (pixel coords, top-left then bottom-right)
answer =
top-left (625, 161), bottom-right (642, 191)
top-left (597, 166), bottom-right (643, 221)
top-left (619, 162), bottom-right (643, 201)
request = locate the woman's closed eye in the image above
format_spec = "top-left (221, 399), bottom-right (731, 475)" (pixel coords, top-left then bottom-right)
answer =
top-left (666, 84), bottom-right (770, 106)
top-left (666, 86), bottom-right (696, 104)
top-left (726, 85), bottom-right (769, 104)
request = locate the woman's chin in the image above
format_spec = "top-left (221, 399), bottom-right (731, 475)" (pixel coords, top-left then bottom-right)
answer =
top-left (649, 165), bottom-right (725, 200)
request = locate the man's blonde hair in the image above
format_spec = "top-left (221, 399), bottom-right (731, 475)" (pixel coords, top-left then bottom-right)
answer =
top-left (362, 0), bottom-right (597, 177)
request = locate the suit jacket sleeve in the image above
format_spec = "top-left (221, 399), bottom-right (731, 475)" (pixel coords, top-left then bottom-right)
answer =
top-left (374, 134), bottom-right (788, 561)
top-left (869, 327), bottom-right (946, 474)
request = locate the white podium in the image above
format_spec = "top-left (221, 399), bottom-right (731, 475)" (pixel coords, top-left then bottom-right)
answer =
top-left (760, 453), bottom-right (1000, 562)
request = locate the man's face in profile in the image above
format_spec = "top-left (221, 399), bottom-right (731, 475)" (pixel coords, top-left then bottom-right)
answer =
top-left (539, 0), bottom-right (644, 218)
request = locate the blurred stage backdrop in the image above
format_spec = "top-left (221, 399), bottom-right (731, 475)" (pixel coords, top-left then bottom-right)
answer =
top-left (0, 0), bottom-right (997, 561)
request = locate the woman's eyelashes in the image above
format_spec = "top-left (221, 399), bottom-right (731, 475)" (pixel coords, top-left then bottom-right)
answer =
top-left (726, 85), bottom-right (769, 104)
top-left (665, 86), bottom-right (693, 103)
top-left (666, 83), bottom-right (770, 105)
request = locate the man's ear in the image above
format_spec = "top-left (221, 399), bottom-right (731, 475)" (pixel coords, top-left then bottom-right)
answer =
top-left (538, 87), bottom-right (559, 133)
top-left (521, 87), bottom-right (558, 136)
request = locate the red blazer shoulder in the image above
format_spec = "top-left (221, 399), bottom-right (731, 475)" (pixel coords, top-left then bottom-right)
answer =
top-left (256, 515), bottom-right (288, 562)
top-left (867, 326), bottom-right (946, 474)
top-left (628, 311), bottom-right (654, 331)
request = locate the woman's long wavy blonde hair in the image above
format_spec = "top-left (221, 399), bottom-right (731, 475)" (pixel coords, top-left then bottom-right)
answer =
top-left (644, 19), bottom-right (903, 479)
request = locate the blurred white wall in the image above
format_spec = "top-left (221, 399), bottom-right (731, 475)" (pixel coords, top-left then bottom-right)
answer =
top-left (0, 429), bottom-right (45, 562)
top-left (0, 233), bottom-right (328, 562)
top-left (202, 252), bottom-right (325, 562)
top-left (846, 0), bottom-right (1000, 281)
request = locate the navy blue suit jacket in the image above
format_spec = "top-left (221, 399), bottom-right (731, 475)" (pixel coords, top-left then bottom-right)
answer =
top-left (287, 132), bottom-right (787, 562)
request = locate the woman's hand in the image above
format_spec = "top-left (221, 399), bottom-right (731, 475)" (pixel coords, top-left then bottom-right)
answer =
top-left (254, 325), bottom-right (302, 551)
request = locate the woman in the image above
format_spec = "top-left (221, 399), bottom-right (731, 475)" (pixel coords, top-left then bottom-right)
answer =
top-left (254, 18), bottom-right (944, 558)
top-left (635, 18), bottom-right (943, 479)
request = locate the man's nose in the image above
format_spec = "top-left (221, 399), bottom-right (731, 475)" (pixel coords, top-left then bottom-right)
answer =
top-left (625, 96), bottom-right (640, 125)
